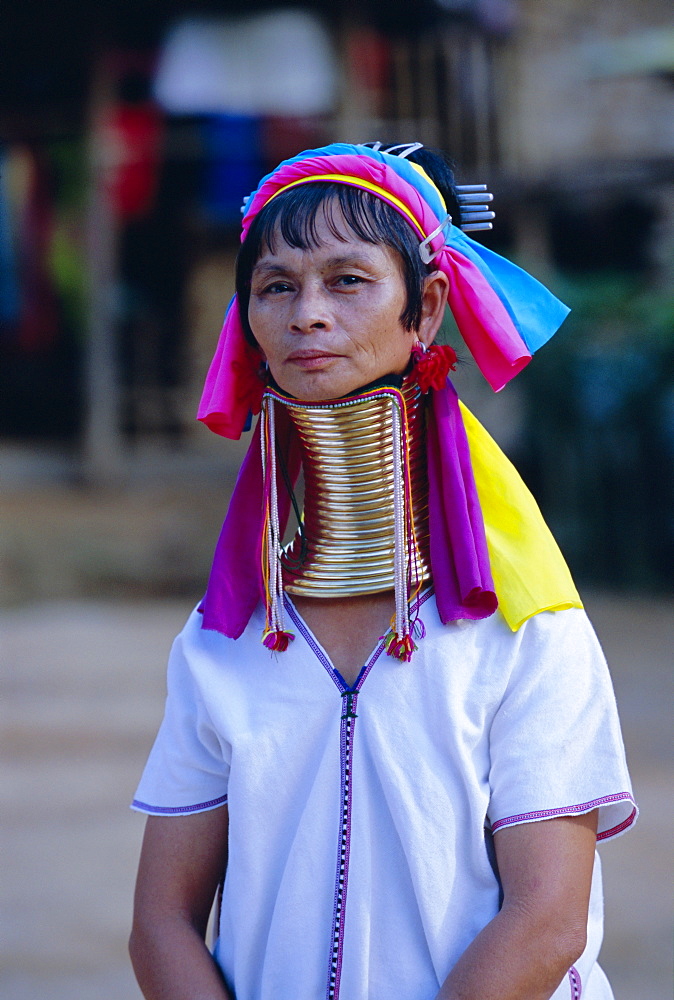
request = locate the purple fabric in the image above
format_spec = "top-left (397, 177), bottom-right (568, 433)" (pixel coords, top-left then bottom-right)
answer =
top-left (200, 382), bottom-right (496, 639)
top-left (200, 407), bottom-right (302, 638)
top-left (426, 380), bottom-right (497, 622)
top-left (197, 297), bottom-right (265, 441)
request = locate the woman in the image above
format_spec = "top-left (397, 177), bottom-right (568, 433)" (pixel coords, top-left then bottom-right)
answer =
top-left (129, 143), bottom-right (636, 1000)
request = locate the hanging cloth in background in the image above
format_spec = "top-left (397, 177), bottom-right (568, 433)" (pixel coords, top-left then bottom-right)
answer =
top-left (0, 148), bottom-right (20, 333)
top-left (0, 145), bottom-right (58, 352)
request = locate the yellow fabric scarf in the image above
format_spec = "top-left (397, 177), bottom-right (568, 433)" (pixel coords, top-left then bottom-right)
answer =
top-left (460, 402), bottom-right (583, 630)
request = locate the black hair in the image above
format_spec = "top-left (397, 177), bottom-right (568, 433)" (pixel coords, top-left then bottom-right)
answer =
top-left (235, 145), bottom-right (461, 346)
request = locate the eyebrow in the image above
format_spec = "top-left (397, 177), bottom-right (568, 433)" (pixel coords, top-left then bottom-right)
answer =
top-left (252, 252), bottom-right (381, 277)
top-left (324, 253), bottom-right (380, 270)
top-left (251, 261), bottom-right (293, 278)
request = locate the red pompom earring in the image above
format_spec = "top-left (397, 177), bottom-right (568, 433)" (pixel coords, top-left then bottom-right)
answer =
top-left (411, 342), bottom-right (458, 393)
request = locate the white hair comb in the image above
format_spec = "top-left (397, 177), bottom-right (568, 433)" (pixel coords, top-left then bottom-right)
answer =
top-left (456, 184), bottom-right (495, 232)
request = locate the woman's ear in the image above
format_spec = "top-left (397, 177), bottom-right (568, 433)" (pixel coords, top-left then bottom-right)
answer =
top-left (417, 270), bottom-right (449, 348)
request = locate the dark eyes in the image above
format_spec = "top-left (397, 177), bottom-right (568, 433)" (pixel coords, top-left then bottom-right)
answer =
top-left (257, 274), bottom-right (365, 295)
top-left (335, 274), bottom-right (364, 287)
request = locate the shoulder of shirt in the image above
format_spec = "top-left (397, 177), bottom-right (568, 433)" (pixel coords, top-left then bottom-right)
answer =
top-left (422, 595), bottom-right (593, 640)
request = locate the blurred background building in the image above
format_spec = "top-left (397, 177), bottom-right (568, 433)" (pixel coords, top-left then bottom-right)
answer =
top-left (1, 0), bottom-right (673, 594)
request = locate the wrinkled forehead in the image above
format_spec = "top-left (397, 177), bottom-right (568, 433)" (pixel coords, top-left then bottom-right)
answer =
top-left (252, 229), bottom-right (403, 283)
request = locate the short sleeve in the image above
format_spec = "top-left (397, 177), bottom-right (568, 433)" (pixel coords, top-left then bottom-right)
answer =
top-left (132, 619), bottom-right (230, 816)
top-left (487, 608), bottom-right (637, 841)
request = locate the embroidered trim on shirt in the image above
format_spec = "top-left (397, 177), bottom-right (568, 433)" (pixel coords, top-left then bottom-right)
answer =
top-left (131, 793), bottom-right (228, 815)
top-left (568, 965), bottom-right (582, 998)
top-left (596, 805), bottom-right (637, 841)
top-left (491, 792), bottom-right (637, 839)
top-left (284, 598), bottom-right (343, 684)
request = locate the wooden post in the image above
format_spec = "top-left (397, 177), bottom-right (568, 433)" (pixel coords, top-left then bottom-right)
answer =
top-left (82, 57), bottom-right (125, 485)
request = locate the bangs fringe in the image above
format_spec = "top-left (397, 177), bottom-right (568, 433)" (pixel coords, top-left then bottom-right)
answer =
top-left (259, 183), bottom-right (410, 256)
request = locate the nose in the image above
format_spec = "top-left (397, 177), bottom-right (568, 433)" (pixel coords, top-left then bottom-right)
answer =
top-left (289, 282), bottom-right (332, 334)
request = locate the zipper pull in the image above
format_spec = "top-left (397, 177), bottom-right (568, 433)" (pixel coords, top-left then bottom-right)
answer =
top-left (341, 689), bottom-right (358, 720)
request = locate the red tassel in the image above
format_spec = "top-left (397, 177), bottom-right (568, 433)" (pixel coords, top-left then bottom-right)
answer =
top-left (413, 344), bottom-right (457, 393)
top-left (262, 630), bottom-right (295, 652)
top-left (381, 630), bottom-right (417, 662)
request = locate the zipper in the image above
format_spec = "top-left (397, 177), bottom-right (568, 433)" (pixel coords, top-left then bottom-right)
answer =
top-left (326, 687), bottom-right (359, 1000)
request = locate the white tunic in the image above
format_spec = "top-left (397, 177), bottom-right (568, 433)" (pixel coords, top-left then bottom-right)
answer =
top-left (133, 591), bottom-right (636, 1000)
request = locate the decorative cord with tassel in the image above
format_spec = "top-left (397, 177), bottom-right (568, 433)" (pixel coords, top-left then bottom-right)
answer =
top-left (261, 395), bottom-right (295, 652)
top-left (380, 396), bottom-right (418, 662)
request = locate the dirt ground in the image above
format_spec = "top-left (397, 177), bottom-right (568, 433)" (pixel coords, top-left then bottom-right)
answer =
top-left (1, 590), bottom-right (672, 1000)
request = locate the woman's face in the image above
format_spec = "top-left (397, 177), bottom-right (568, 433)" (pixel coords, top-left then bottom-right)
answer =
top-left (248, 209), bottom-right (444, 401)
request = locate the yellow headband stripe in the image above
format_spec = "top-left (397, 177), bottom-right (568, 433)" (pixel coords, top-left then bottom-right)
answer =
top-left (266, 173), bottom-right (427, 238)
top-left (408, 161), bottom-right (447, 213)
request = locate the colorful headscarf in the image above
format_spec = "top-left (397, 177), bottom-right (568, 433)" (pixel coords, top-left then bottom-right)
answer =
top-left (198, 142), bottom-right (570, 440)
